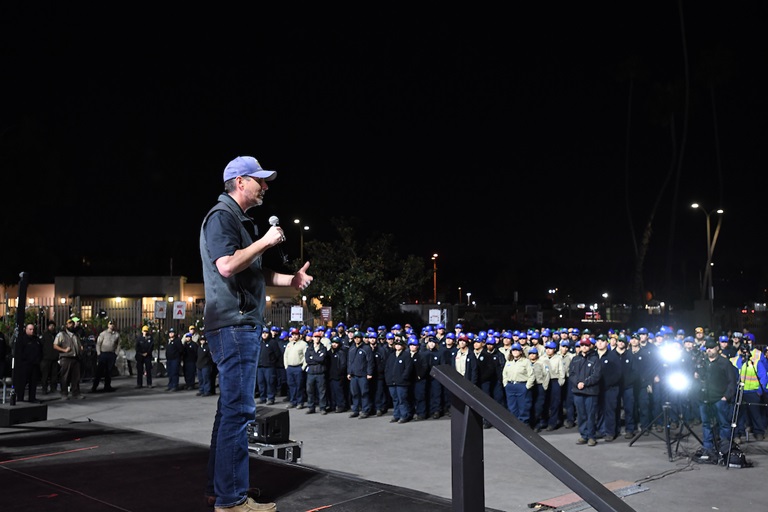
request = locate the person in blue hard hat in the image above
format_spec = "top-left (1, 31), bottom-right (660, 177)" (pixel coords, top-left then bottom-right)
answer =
top-left (502, 343), bottom-right (535, 424)
top-left (595, 335), bottom-right (622, 442)
top-left (570, 338), bottom-right (602, 446)
top-left (367, 332), bottom-right (391, 416)
top-left (408, 335), bottom-right (430, 420)
top-left (347, 331), bottom-right (374, 418)
top-left (304, 331), bottom-right (329, 414)
top-left (434, 323), bottom-right (447, 345)
top-left (385, 336), bottom-right (414, 424)
top-left (613, 335), bottom-right (638, 438)
top-left (327, 336), bottom-right (348, 413)
top-left (424, 335), bottom-right (447, 419)
top-left (256, 328), bottom-right (283, 405)
top-left (541, 340), bottom-right (565, 431)
top-left (475, 335), bottom-right (505, 428)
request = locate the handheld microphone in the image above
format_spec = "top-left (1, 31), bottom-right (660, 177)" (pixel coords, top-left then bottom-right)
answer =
top-left (268, 216), bottom-right (289, 264)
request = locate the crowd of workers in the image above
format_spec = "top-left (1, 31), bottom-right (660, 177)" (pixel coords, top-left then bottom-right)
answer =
top-left (252, 321), bottom-right (766, 457)
top-left (8, 316), bottom-right (766, 460)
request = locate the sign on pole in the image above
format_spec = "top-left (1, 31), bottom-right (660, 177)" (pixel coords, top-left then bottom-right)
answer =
top-left (321, 307), bottom-right (332, 322)
top-left (173, 301), bottom-right (187, 319)
top-left (155, 300), bottom-right (167, 319)
top-left (429, 308), bottom-right (442, 325)
top-left (291, 305), bottom-right (304, 322)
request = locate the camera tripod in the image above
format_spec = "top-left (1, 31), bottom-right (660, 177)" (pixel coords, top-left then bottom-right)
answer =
top-left (720, 356), bottom-right (767, 470)
top-left (722, 381), bottom-right (745, 469)
top-left (630, 400), bottom-right (702, 462)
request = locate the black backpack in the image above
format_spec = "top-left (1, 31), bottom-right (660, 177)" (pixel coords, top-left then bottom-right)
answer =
top-left (720, 443), bottom-right (750, 468)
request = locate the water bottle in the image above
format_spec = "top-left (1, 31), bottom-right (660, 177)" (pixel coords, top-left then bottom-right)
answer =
top-left (10, 389), bottom-right (17, 406)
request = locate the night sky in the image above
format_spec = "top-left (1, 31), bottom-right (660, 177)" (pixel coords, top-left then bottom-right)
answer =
top-left (3, 3), bottom-right (767, 306)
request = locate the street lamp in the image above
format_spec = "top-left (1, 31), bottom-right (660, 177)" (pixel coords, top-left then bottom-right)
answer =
top-left (458, 286), bottom-right (462, 305)
top-left (431, 253), bottom-right (438, 304)
top-left (691, 203), bottom-right (724, 310)
top-left (293, 219), bottom-right (309, 262)
top-left (466, 292), bottom-right (471, 306)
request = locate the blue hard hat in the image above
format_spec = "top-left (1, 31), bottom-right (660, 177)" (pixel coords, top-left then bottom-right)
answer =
top-left (436, 323), bottom-right (445, 329)
top-left (446, 332), bottom-right (455, 339)
top-left (637, 327), bottom-right (649, 334)
top-left (407, 335), bottom-right (419, 345)
top-left (719, 335), bottom-right (729, 342)
top-left (385, 332), bottom-right (395, 340)
top-left (378, 325), bottom-right (387, 331)
top-left (392, 324), bottom-right (402, 330)
top-left (560, 340), bottom-right (570, 347)
top-left (528, 347), bottom-right (539, 354)
top-left (485, 336), bottom-right (497, 345)
top-left (455, 323), bottom-right (463, 329)
top-left (544, 341), bottom-right (557, 349)
top-left (511, 343), bottom-right (523, 351)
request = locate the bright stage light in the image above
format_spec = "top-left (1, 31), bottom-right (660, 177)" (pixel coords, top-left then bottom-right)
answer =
top-left (667, 371), bottom-right (690, 392)
top-left (659, 342), bottom-right (682, 364)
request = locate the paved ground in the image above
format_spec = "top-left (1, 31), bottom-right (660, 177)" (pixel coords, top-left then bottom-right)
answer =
top-left (9, 375), bottom-right (768, 511)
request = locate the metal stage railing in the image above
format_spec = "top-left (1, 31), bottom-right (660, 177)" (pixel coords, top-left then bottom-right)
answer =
top-left (430, 365), bottom-right (636, 512)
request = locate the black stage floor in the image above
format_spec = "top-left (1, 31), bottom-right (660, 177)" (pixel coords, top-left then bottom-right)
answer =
top-left (0, 419), bottom-right (470, 512)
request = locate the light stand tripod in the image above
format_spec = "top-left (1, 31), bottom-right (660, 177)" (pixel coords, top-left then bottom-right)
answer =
top-left (723, 381), bottom-right (745, 469)
top-left (629, 349), bottom-right (702, 462)
top-left (629, 398), bottom-right (701, 461)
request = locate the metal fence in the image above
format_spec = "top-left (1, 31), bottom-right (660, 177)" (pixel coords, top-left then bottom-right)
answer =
top-left (2, 296), bottom-right (309, 337)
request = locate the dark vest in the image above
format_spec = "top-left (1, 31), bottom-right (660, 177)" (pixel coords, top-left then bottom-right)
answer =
top-left (199, 193), bottom-right (267, 332)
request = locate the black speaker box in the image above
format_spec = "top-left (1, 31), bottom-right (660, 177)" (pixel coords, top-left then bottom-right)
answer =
top-left (248, 406), bottom-right (290, 444)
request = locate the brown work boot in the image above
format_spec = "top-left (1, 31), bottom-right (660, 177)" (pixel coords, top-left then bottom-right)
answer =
top-left (206, 488), bottom-right (261, 507)
top-left (214, 497), bottom-right (276, 512)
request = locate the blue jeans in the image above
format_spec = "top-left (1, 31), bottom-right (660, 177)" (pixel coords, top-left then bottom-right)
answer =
top-left (198, 365), bottom-right (212, 395)
top-left (257, 366), bottom-right (277, 401)
top-left (389, 385), bottom-right (410, 420)
top-left (166, 358), bottom-right (180, 390)
top-left (205, 325), bottom-right (262, 508)
top-left (505, 382), bottom-right (531, 424)
top-left (700, 399), bottom-right (734, 451)
top-left (286, 366), bottom-right (306, 406)
top-left (349, 375), bottom-right (370, 413)
top-left (574, 393), bottom-right (597, 440)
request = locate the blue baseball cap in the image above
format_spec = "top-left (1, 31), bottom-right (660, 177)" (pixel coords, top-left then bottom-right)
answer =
top-left (223, 156), bottom-right (276, 183)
